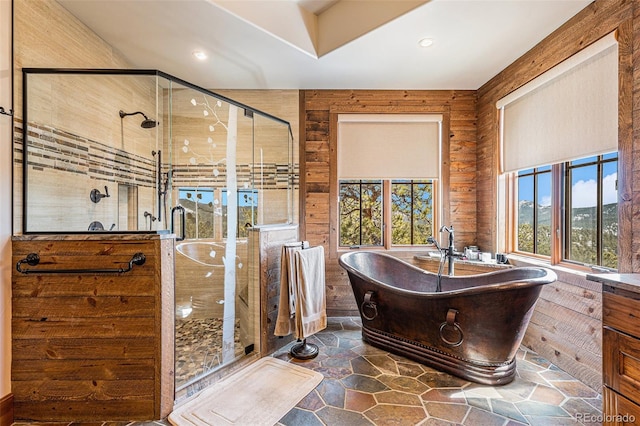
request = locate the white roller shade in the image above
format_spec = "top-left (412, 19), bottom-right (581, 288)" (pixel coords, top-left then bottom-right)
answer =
top-left (337, 114), bottom-right (442, 180)
top-left (497, 32), bottom-right (618, 173)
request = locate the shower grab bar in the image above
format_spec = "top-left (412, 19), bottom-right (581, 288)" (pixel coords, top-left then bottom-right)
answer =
top-left (156, 150), bottom-right (163, 222)
top-left (171, 205), bottom-right (186, 241)
top-left (16, 252), bottom-right (146, 274)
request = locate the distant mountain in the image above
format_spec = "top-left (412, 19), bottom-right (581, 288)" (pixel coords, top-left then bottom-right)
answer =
top-left (518, 200), bottom-right (551, 225)
top-left (518, 200), bottom-right (617, 231)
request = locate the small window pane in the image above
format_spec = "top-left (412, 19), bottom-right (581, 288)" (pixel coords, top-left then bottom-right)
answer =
top-left (339, 180), bottom-right (382, 247)
top-left (536, 172), bottom-right (552, 256)
top-left (413, 182), bottom-right (433, 245)
top-left (602, 160), bottom-right (618, 268)
top-left (391, 180), bottom-right (433, 245)
top-left (391, 182), bottom-right (411, 245)
top-left (519, 168), bottom-right (534, 176)
top-left (222, 189), bottom-right (258, 239)
top-left (516, 166), bottom-right (551, 256)
top-left (570, 156), bottom-right (597, 166)
top-left (361, 183), bottom-right (383, 245)
top-left (517, 174), bottom-right (534, 252)
top-left (179, 188), bottom-right (215, 239)
top-left (568, 164), bottom-right (598, 264)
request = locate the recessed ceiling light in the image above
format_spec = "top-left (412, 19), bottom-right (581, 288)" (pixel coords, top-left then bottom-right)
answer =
top-left (418, 38), bottom-right (434, 48)
top-left (193, 50), bottom-right (207, 60)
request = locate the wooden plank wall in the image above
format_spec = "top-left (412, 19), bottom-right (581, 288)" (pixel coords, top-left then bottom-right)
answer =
top-left (248, 224), bottom-right (299, 355)
top-left (11, 236), bottom-right (174, 421)
top-left (300, 90), bottom-right (477, 315)
top-left (476, 0), bottom-right (636, 391)
top-left (519, 265), bottom-right (603, 391)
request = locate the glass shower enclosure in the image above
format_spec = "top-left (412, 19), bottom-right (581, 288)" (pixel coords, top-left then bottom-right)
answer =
top-left (21, 68), bottom-right (295, 391)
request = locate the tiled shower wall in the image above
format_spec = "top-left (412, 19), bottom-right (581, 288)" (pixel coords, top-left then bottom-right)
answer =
top-left (16, 116), bottom-right (298, 233)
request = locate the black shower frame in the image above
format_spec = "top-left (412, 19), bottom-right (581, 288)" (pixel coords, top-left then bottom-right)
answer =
top-left (21, 67), bottom-right (294, 235)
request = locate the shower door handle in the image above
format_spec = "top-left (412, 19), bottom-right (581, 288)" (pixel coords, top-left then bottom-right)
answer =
top-left (171, 205), bottom-right (186, 241)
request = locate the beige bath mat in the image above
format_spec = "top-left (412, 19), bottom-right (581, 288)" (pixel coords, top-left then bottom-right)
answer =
top-left (168, 357), bottom-right (323, 426)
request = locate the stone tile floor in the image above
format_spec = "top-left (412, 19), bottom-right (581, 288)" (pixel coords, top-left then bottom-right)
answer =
top-left (271, 317), bottom-right (602, 426)
top-left (12, 317), bottom-right (602, 426)
top-left (175, 317), bottom-right (243, 388)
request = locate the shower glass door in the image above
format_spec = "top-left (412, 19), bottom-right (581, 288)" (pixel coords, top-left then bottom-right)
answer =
top-left (166, 82), bottom-right (251, 389)
top-left (164, 81), bottom-right (293, 391)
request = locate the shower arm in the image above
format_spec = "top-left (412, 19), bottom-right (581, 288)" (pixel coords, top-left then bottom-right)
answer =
top-left (119, 109), bottom-right (157, 129)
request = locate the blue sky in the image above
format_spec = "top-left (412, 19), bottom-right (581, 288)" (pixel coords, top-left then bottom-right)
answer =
top-left (518, 156), bottom-right (617, 208)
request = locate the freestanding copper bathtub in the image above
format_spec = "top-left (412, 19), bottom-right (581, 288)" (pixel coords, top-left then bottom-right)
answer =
top-left (338, 251), bottom-right (557, 385)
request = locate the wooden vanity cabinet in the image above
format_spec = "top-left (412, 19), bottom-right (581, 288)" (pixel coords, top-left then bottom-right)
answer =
top-left (602, 285), bottom-right (640, 425)
top-left (11, 235), bottom-right (175, 422)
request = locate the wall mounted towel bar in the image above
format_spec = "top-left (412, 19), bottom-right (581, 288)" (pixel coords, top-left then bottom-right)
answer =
top-left (16, 252), bottom-right (146, 274)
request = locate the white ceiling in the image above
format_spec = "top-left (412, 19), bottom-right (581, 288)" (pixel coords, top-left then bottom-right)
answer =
top-left (57, 0), bottom-right (591, 90)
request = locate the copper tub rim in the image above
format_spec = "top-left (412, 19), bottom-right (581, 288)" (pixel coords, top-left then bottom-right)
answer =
top-left (338, 250), bottom-right (557, 298)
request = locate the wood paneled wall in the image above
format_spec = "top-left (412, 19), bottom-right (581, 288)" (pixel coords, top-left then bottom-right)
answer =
top-left (519, 263), bottom-right (603, 391)
top-left (247, 224), bottom-right (298, 355)
top-left (300, 90), bottom-right (477, 315)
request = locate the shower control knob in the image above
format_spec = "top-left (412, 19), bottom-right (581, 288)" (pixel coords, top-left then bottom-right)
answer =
top-left (90, 186), bottom-right (110, 203)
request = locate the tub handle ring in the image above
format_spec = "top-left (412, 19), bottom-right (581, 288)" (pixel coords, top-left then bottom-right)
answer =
top-left (361, 291), bottom-right (378, 321)
top-left (439, 308), bottom-right (463, 347)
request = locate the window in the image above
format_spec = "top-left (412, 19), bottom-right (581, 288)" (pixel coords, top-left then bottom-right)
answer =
top-left (178, 187), bottom-right (215, 239)
top-left (513, 153), bottom-right (618, 269)
top-left (339, 180), bottom-right (383, 247)
top-left (336, 113), bottom-right (442, 250)
top-left (565, 153), bottom-right (618, 268)
top-left (499, 33), bottom-right (619, 270)
top-left (339, 179), bottom-right (434, 248)
top-left (222, 189), bottom-right (258, 239)
top-left (516, 166), bottom-right (551, 256)
top-left (391, 180), bottom-right (433, 245)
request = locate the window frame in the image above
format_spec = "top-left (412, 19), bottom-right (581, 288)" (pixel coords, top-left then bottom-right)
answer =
top-left (328, 109), bottom-right (450, 259)
top-left (563, 154), bottom-right (618, 268)
top-left (337, 179), bottom-right (384, 248)
top-left (389, 179), bottom-right (436, 247)
top-left (177, 187), bottom-right (216, 240)
top-left (221, 188), bottom-right (259, 239)
top-left (337, 179), bottom-right (438, 250)
top-left (514, 166), bottom-right (552, 257)
top-left (509, 153), bottom-right (618, 271)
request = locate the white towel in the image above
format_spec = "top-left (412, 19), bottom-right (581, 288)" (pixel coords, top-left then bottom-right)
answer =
top-left (293, 245), bottom-right (326, 340)
top-left (274, 244), bottom-right (301, 336)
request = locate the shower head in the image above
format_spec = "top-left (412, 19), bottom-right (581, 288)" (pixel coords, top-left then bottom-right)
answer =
top-left (141, 117), bottom-right (157, 129)
top-left (119, 110), bottom-right (157, 129)
top-left (427, 236), bottom-right (442, 251)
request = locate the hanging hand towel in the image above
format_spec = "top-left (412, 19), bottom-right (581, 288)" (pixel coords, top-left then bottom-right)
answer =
top-left (274, 242), bottom-right (307, 336)
top-left (293, 245), bottom-right (326, 340)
